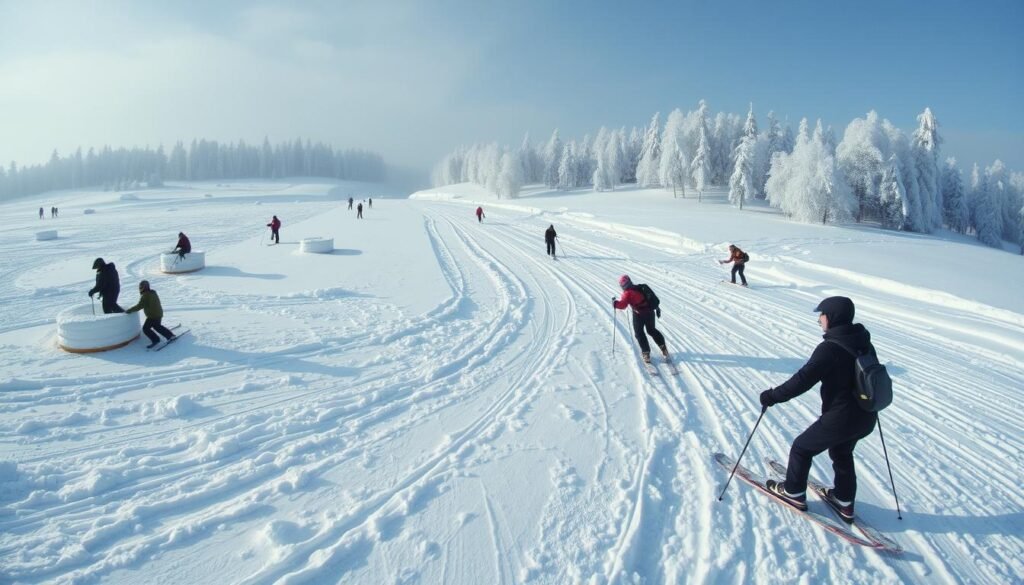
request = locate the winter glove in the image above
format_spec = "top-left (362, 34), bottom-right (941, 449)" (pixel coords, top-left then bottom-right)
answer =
top-left (88, 291), bottom-right (94, 298)
top-left (655, 308), bottom-right (661, 318)
top-left (759, 389), bottom-right (777, 408)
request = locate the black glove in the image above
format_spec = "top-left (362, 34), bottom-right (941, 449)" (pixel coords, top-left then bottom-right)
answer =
top-left (759, 389), bottom-right (777, 408)
top-left (612, 296), bottom-right (617, 306)
top-left (655, 308), bottom-right (661, 318)
top-left (88, 291), bottom-right (94, 298)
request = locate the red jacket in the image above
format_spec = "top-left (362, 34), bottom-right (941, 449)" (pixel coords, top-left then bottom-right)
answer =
top-left (614, 287), bottom-right (650, 313)
top-left (475, 207), bottom-right (484, 217)
top-left (269, 217), bottom-right (281, 230)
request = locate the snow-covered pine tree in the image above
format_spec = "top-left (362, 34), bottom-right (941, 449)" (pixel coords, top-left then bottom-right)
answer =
top-left (636, 113), bottom-right (662, 187)
top-left (497, 151), bottom-right (523, 198)
top-left (912, 107), bottom-right (943, 231)
top-left (558, 141), bottom-right (578, 190)
top-left (765, 121), bottom-right (855, 223)
top-left (728, 136), bottom-right (755, 208)
top-left (543, 130), bottom-right (562, 188)
top-left (941, 157), bottom-right (969, 233)
top-left (879, 154), bottom-right (908, 229)
top-left (973, 167), bottom-right (1002, 247)
top-left (604, 129), bottom-right (623, 190)
top-left (691, 124), bottom-right (712, 196)
top-left (624, 127), bottom-right (642, 183)
top-left (658, 109), bottom-right (685, 194)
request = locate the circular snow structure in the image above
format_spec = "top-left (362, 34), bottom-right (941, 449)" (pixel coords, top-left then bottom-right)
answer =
top-left (83, 209), bottom-right (96, 215)
top-left (299, 237), bottom-right (334, 254)
top-left (36, 230), bottom-right (58, 241)
top-left (160, 251), bottom-right (205, 274)
top-left (57, 304), bottom-right (141, 353)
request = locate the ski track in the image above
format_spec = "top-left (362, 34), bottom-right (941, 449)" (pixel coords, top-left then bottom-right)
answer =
top-left (0, 196), bottom-right (1020, 584)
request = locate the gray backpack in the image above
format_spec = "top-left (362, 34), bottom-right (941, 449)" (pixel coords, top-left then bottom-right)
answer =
top-left (827, 340), bottom-right (893, 412)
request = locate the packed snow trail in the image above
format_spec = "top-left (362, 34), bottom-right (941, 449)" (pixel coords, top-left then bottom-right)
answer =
top-left (0, 183), bottom-right (1020, 584)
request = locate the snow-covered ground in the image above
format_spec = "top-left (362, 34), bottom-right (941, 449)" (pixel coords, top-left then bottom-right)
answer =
top-left (0, 180), bottom-right (1021, 584)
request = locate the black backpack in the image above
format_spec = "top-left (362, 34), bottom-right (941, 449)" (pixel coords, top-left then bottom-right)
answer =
top-left (741, 251), bottom-right (750, 262)
top-left (635, 283), bottom-right (660, 312)
top-left (827, 339), bottom-right (892, 412)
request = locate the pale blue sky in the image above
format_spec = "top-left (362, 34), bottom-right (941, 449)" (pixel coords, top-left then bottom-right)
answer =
top-left (1, 0), bottom-right (1021, 177)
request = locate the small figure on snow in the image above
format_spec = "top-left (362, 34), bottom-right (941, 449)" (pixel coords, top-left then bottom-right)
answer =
top-left (54, 207), bottom-right (59, 218)
top-left (719, 244), bottom-right (749, 286)
top-left (476, 206), bottom-right (485, 223)
top-left (545, 224), bottom-right (558, 257)
top-left (348, 197), bottom-right (354, 210)
top-left (126, 280), bottom-right (177, 349)
top-left (759, 296), bottom-right (878, 522)
top-left (357, 202), bottom-right (363, 219)
top-left (612, 274), bottom-right (668, 365)
top-left (173, 232), bottom-right (191, 260)
top-left (368, 198), bottom-right (373, 208)
top-left (39, 207), bottom-right (44, 219)
top-left (267, 215), bottom-right (281, 244)
top-left (88, 258), bottom-right (124, 313)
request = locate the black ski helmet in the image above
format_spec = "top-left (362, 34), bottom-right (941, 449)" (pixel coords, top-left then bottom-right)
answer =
top-left (814, 296), bottom-right (855, 327)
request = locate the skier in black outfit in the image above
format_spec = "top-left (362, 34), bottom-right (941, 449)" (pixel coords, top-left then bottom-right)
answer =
top-left (357, 203), bottom-right (363, 219)
top-left (760, 296), bottom-right (877, 522)
top-left (348, 197), bottom-right (353, 210)
top-left (88, 258), bottom-right (124, 313)
top-left (545, 225), bottom-right (557, 257)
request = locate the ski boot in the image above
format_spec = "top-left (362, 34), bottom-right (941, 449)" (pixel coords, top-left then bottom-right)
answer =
top-left (659, 344), bottom-right (669, 359)
top-left (765, 480), bottom-right (808, 511)
top-left (641, 351), bottom-right (651, 365)
top-left (146, 341), bottom-right (159, 349)
top-left (819, 488), bottom-right (855, 523)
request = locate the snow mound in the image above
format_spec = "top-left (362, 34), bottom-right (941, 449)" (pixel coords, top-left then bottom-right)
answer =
top-left (57, 303), bottom-right (141, 353)
top-left (83, 208), bottom-right (96, 215)
top-left (36, 230), bottom-right (58, 241)
top-left (299, 237), bottom-right (334, 254)
top-left (160, 251), bottom-right (206, 274)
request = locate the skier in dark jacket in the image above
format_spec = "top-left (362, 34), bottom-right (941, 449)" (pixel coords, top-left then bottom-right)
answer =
top-left (267, 216), bottom-right (281, 244)
top-left (87, 258), bottom-right (124, 313)
top-left (545, 225), bottom-right (557, 257)
top-left (357, 202), bottom-right (363, 219)
top-left (719, 244), bottom-right (748, 286)
top-left (475, 206), bottom-right (484, 222)
top-left (173, 232), bottom-right (191, 259)
top-left (126, 280), bottom-right (176, 348)
top-left (348, 197), bottom-right (353, 210)
top-left (612, 274), bottom-right (668, 364)
top-left (760, 296), bottom-right (878, 522)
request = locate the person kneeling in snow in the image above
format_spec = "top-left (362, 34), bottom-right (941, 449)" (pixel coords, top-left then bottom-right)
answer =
top-left (173, 232), bottom-right (191, 260)
top-left (126, 280), bottom-right (176, 349)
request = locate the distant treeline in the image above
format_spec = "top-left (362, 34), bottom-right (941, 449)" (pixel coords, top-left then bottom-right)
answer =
top-left (0, 138), bottom-right (387, 200)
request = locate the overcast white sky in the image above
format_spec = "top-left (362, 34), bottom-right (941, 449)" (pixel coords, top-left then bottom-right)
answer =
top-left (1, 0), bottom-right (1021, 182)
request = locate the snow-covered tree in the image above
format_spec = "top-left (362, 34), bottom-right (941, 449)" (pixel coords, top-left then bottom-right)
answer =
top-left (766, 121), bottom-right (856, 224)
top-left (543, 130), bottom-right (562, 188)
top-left (636, 113), bottom-right (661, 187)
top-left (496, 150), bottom-right (523, 198)
top-left (558, 141), bottom-right (578, 190)
top-left (973, 168), bottom-right (1002, 247)
top-left (941, 157), bottom-right (969, 233)
top-left (912, 107), bottom-right (943, 231)
top-left (878, 154), bottom-right (908, 229)
top-left (623, 127), bottom-right (642, 183)
top-left (729, 135), bottom-right (756, 208)
top-left (659, 110), bottom-right (687, 195)
top-left (604, 129), bottom-right (623, 190)
top-left (690, 124), bottom-right (712, 194)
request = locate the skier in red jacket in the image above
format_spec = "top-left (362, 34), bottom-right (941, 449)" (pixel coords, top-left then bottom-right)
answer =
top-left (613, 274), bottom-right (668, 364)
top-left (267, 215), bottom-right (281, 244)
top-left (475, 206), bottom-right (485, 222)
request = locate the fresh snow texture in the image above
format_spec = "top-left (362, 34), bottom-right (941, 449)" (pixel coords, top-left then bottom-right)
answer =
top-left (0, 180), bottom-right (1021, 584)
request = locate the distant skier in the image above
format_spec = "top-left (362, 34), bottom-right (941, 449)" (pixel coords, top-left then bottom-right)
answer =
top-left (54, 207), bottom-right (59, 218)
top-left (368, 198), bottom-right (372, 208)
top-left (88, 258), bottom-right (124, 313)
top-left (348, 197), bottom-right (353, 210)
top-left (357, 203), bottom-right (363, 219)
top-left (476, 206), bottom-right (485, 223)
top-left (50, 206), bottom-right (56, 218)
top-left (545, 224), bottom-right (557, 257)
top-left (126, 280), bottom-right (177, 349)
top-left (719, 244), bottom-right (749, 286)
top-left (39, 207), bottom-right (44, 219)
top-left (267, 215), bottom-right (281, 244)
top-left (612, 274), bottom-right (668, 364)
top-left (173, 232), bottom-right (191, 260)
top-left (759, 296), bottom-right (878, 523)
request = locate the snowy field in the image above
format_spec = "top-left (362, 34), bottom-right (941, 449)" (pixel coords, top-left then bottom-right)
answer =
top-left (0, 180), bottom-right (1021, 584)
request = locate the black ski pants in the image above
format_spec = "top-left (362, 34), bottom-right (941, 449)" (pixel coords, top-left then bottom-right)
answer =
top-left (631, 310), bottom-right (665, 354)
top-left (271, 229), bottom-right (279, 244)
top-left (731, 263), bottom-right (747, 285)
top-left (142, 318), bottom-right (175, 344)
top-left (546, 240), bottom-right (556, 256)
top-left (101, 296), bottom-right (124, 314)
top-left (784, 408), bottom-right (877, 502)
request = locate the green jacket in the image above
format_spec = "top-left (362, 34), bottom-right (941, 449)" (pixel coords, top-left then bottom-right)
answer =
top-left (126, 290), bottom-right (163, 319)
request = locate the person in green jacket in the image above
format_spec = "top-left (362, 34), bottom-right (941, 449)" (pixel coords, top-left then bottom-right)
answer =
top-left (126, 280), bottom-right (176, 348)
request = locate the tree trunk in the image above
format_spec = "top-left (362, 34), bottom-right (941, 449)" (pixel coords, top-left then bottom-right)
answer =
top-left (822, 210), bottom-right (828, 224)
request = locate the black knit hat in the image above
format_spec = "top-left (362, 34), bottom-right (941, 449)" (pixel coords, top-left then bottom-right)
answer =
top-left (814, 296), bottom-right (855, 327)
top-left (92, 258), bottom-right (105, 270)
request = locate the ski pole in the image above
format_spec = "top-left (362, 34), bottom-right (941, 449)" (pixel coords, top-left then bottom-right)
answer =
top-left (718, 405), bottom-right (768, 501)
top-left (877, 415), bottom-right (902, 520)
top-left (611, 301), bottom-right (616, 355)
top-left (91, 296), bottom-right (95, 316)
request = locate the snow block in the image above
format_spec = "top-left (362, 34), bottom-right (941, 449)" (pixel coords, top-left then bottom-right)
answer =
top-left (36, 230), bottom-right (58, 241)
top-left (160, 251), bottom-right (206, 274)
top-left (83, 209), bottom-right (96, 215)
top-left (299, 237), bottom-right (334, 254)
top-left (57, 303), bottom-right (141, 353)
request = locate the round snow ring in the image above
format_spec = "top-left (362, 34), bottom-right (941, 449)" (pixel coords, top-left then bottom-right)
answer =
top-left (299, 237), bottom-right (334, 254)
top-left (57, 304), bottom-right (141, 353)
top-left (36, 230), bottom-right (58, 241)
top-left (160, 251), bottom-right (205, 274)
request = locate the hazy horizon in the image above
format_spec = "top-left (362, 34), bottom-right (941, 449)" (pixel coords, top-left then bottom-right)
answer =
top-left (1, 0), bottom-right (1021, 177)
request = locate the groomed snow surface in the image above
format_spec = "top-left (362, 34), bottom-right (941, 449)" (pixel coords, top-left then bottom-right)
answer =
top-left (0, 180), bottom-right (1021, 584)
